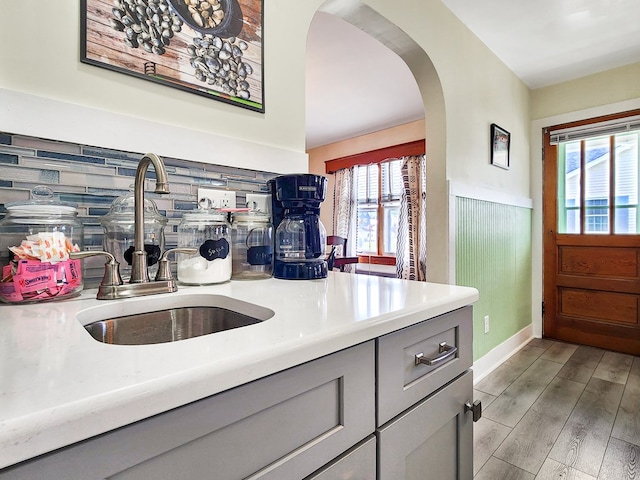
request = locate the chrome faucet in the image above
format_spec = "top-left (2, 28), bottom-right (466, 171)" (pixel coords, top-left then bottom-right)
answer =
top-left (70, 153), bottom-right (197, 300)
top-left (130, 153), bottom-right (170, 283)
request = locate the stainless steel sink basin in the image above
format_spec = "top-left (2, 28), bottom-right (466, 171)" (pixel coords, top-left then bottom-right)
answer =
top-left (78, 294), bottom-right (274, 345)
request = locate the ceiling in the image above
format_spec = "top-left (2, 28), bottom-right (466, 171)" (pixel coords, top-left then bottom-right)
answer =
top-left (305, 0), bottom-right (640, 149)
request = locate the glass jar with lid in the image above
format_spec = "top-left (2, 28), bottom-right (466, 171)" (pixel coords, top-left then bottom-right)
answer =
top-left (177, 209), bottom-right (231, 284)
top-left (100, 187), bottom-right (167, 281)
top-left (0, 185), bottom-right (84, 303)
top-left (231, 211), bottom-right (273, 280)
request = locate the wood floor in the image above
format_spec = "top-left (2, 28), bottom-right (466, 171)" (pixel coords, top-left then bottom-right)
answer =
top-left (473, 338), bottom-right (640, 479)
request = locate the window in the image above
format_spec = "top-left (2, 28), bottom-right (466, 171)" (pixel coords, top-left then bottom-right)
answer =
top-left (355, 159), bottom-right (403, 255)
top-left (557, 131), bottom-right (640, 234)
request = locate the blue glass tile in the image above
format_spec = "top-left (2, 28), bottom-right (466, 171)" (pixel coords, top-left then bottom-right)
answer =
top-left (59, 193), bottom-right (116, 205)
top-left (0, 153), bottom-right (17, 164)
top-left (117, 167), bottom-right (159, 179)
top-left (83, 147), bottom-right (142, 162)
top-left (37, 151), bottom-right (105, 165)
top-left (0, 180), bottom-right (11, 188)
top-left (88, 207), bottom-right (111, 216)
top-left (174, 201), bottom-right (199, 211)
top-left (0, 133), bottom-right (11, 145)
top-left (163, 157), bottom-right (206, 170)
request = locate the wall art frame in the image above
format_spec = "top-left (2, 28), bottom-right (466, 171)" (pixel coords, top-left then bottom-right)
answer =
top-left (490, 123), bottom-right (510, 169)
top-left (81, 0), bottom-right (264, 113)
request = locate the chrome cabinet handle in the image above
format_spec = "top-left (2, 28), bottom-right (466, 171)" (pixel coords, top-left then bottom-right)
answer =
top-left (414, 342), bottom-right (458, 367)
top-left (465, 400), bottom-right (482, 422)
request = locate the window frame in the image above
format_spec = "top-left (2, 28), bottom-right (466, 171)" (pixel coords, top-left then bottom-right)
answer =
top-left (325, 139), bottom-right (425, 263)
top-left (355, 160), bottom-right (402, 256)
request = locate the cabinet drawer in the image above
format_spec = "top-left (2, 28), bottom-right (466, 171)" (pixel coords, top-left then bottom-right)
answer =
top-left (0, 341), bottom-right (375, 480)
top-left (377, 370), bottom-right (473, 480)
top-left (377, 306), bottom-right (472, 425)
top-left (305, 436), bottom-right (376, 480)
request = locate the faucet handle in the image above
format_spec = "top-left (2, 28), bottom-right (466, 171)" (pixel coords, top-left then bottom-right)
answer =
top-left (69, 251), bottom-right (124, 298)
top-left (155, 248), bottom-right (199, 282)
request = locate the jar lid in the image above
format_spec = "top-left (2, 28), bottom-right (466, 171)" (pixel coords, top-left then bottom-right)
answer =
top-left (5, 185), bottom-right (78, 215)
top-left (231, 211), bottom-right (271, 223)
top-left (100, 188), bottom-right (168, 226)
top-left (182, 209), bottom-right (228, 222)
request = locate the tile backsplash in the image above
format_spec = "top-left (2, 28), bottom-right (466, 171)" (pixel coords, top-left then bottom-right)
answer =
top-left (0, 132), bottom-right (278, 287)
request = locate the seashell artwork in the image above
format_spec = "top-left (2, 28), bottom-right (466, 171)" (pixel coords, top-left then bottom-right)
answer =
top-left (81, 0), bottom-right (264, 112)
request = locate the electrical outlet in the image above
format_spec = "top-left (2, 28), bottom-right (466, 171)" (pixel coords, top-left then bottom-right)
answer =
top-left (484, 315), bottom-right (490, 334)
top-left (245, 193), bottom-right (271, 213)
top-left (198, 188), bottom-right (237, 209)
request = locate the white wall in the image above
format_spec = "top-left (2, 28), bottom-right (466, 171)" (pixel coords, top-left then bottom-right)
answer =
top-left (0, 0), bottom-right (531, 282)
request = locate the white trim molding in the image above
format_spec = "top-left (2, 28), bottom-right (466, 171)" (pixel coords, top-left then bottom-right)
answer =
top-left (448, 181), bottom-right (533, 209)
top-left (472, 324), bottom-right (534, 384)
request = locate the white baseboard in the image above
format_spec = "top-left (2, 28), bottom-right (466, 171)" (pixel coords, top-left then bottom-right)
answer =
top-left (472, 324), bottom-right (535, 384)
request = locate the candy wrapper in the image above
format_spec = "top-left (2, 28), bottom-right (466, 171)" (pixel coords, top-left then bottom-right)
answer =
top-left (0, 232), bottom-right (83, 303)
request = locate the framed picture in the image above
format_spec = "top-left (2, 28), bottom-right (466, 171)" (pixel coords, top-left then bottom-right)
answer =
top-left (490, 123), bottom-right (510, 169)
top-left (81, 0), bottom-right (264, 112)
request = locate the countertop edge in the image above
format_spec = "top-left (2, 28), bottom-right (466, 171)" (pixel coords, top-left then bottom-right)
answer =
top-left (0, 280), bottom-right (478, 470)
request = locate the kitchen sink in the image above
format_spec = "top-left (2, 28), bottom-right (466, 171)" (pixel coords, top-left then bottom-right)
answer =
top-left (78, 294), bottom-right (274, 345)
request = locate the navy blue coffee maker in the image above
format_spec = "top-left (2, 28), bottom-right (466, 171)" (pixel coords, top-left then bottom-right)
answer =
top-left (268, 174), bottom-right (328, 280)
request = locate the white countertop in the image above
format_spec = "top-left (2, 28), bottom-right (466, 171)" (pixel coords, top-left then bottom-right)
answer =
top-left (0, 272), bottom-right (478, 469)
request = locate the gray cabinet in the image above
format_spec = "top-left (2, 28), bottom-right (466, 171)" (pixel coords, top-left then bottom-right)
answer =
top-left (0, 306), bottom-right (476, 480)
top-left (0, 342), bottom-right (375, 480)
top-left (305, 436), bottom-right (376, 480)
top-left (376, 305), bottom-right (476, 479)
top-left (377, 305), bottom-right (472, 426)
top-left (377, 371), bottom-right (473, 479)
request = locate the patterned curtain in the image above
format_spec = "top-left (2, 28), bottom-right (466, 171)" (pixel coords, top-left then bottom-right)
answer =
top-left (333, 166), bottom-right (357, 258)
top-left (396, 154), bottom-right (427, 281)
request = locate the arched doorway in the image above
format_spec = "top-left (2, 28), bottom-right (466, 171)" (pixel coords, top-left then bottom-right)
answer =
top-left (305, 0), bottom-right (449, 282)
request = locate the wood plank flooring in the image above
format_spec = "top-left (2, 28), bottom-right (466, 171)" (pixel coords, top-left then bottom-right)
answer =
top-left (474, 339), bottom-right (640, 479)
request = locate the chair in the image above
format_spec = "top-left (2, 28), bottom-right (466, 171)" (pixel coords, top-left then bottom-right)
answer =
top-left (327, 235), bottom-right (347, 257)
top-left (326, 236), bottom-right (359, 272)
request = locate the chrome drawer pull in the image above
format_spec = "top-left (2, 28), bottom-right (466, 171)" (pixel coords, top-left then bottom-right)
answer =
top-left (414, 342), bottom-right (458, 367)
top-left (465, 400), bottom-right (482, 422)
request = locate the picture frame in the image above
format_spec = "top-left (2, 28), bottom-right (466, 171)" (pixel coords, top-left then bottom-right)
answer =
top-left (81, 0), bottom-right (264, 113)
top-left (490, 123), bottom-right (510, 169)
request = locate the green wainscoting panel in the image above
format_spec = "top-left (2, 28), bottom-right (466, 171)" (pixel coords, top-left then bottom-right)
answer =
top-left (455, 197), bottom-right (532, 361)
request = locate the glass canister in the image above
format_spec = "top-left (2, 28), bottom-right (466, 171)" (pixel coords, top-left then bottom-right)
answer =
top-left (177, 210), bottom-right (231, 284)
top-left (0, 186), bottom-right (84, 303)
top-left (100, 188), bottom-right (167, 281)
top-left (231, 211), bottom-right (273, 280)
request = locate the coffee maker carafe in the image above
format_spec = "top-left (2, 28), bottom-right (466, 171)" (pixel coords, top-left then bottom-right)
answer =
top-left (269, 174), bottom-right (328, 280)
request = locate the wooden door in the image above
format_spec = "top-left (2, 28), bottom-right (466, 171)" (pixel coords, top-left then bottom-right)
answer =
top-left (543, 112), bottom-right (640, 355)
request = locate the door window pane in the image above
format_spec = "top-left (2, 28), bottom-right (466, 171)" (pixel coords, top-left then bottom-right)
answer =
top-left (614, 133), bottom-right (639, 233)
top-left (583, 137), bottom-right (610, 233)
top-left (559, 142), bottom-right (581, 233)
